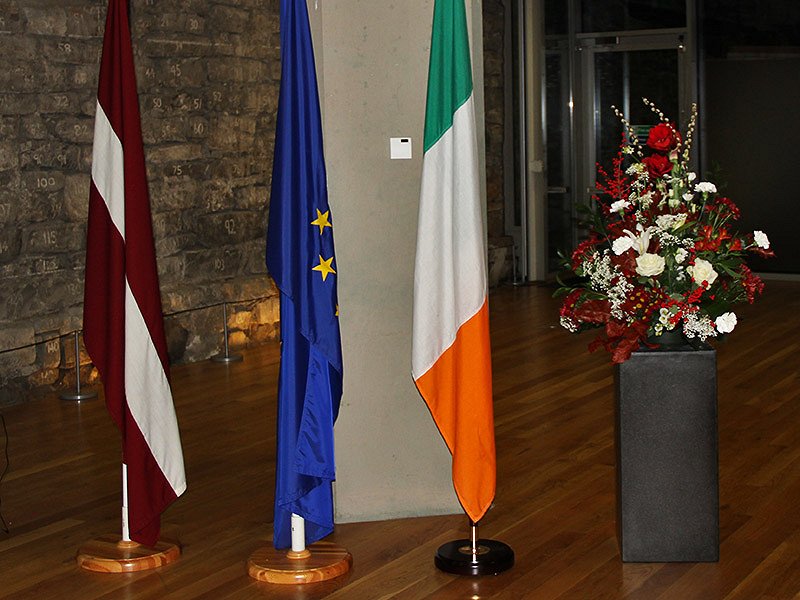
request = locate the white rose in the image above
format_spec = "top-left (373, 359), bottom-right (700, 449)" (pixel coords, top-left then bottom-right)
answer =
top-left (612, 236), bottom-right (635, 255)
top-left (688, 258), bottom-right (718, 287)
top-left (675, 248), bottom-right (688, 264)
top-left (715, 312), bottom-right (737, 334)
top-left (695, 181), bottom-right (717, 194)
top-left (635, 253), bottom-right (666, 277)
top-left (753, 230), bottom-right (770, 249)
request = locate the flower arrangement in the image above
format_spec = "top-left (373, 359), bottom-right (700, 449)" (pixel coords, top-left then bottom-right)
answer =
top-left (558, 99), bottom-right (774, 363)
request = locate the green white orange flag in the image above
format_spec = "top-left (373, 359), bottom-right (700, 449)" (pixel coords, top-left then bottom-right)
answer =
top-left (412, 0), bottom-right (496, 524)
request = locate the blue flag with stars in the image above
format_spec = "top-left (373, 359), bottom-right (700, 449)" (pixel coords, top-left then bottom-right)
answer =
top-left (266, 0), bottom-right (343, 550)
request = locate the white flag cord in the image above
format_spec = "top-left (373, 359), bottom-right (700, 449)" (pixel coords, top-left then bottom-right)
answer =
top-left (290, 513), bottom-right (306, 552)
top-left (122, 463), bottom-right (130, 542)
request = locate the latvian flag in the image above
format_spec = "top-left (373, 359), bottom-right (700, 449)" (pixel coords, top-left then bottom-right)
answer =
top-left (83, 0), bottom-right (186, 546)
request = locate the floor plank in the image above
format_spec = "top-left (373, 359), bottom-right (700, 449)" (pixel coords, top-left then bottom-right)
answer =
top-left (1, 281), bottom-right (799, 598)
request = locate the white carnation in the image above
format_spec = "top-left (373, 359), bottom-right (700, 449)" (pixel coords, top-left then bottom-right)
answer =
top-left (753, 230), bottom-right (770, 249)
top-left (612, 236), bottom-right (635, 255)
top-left (715, 312), bottom-right (737, 334)
top-left (656, 214), bottom-right (675, 230)
top-left (655, 214), bottom-right (686, 231)
top-left (695, 181), bottom-right (717, 194)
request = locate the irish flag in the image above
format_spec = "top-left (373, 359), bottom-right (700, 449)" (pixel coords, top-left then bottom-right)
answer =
top-left (412, 0), bottom-right (496, 524)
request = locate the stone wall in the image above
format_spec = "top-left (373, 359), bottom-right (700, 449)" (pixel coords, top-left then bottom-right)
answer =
top-left (0, 0), bottom-right (281, 406)
top-left (0, 0), bottom-right (510, 406)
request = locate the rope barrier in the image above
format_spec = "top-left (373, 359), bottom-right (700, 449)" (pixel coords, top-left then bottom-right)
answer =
top-left (0, 294), bottom-right (274, 356)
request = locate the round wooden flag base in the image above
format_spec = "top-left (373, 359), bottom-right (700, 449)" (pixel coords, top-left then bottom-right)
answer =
top-left (248, 541), bottom-right (352, 584)
top-left (76, 534), bottom-right (181, 573)
top-left (434, 538), bottom-right (514, 576)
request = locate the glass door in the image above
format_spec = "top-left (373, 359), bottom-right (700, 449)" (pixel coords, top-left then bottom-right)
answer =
top-left (544, 39), bottom-right (575, 275)
top-left (529, 0), bottom-right (696, 277)
top-left (579, 34), bottom-right (691, 214)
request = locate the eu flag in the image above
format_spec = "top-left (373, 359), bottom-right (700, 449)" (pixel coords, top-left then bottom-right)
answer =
top-left (266, 0), bottom-right (343, 550)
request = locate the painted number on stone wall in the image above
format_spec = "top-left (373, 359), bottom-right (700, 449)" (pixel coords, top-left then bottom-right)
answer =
top-left (37, 176), bottom-right (57, 189)
top-left (42, 230), bottom-right (58, 247)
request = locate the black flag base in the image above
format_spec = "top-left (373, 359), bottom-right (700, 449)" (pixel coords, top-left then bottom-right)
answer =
top-left (435, 539), bottom-right (515, 576)
top-left (434, 520), bottom-right (514, 576)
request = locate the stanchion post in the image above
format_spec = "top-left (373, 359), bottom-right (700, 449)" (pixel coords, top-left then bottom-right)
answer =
top-left (60, 331), bottom-right (98, 402)
top-left (211, 302), bottom-right (243, 363)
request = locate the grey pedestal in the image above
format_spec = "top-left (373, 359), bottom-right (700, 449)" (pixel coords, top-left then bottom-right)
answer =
top-left (615, 346), bottom-right (719, 562)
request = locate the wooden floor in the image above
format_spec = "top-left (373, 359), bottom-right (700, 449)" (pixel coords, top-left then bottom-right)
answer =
top-left (1, 281), bottom-right (799, 599)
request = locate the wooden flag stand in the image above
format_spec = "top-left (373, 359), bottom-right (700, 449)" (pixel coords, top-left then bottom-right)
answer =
top-left (248, 514), bottom-right (351, 584)
top-left (77, 535), bottom-right (180, 573)
top-left (434, 519), bottom-right (514, 576)
top-left (77, 465), bottom-right (181, 573)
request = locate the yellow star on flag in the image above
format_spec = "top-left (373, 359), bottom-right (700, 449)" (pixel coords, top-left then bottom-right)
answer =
top-left (311, 209), bottom-right (332, 235)
top-left (312, 255), bottom-right (336, 281)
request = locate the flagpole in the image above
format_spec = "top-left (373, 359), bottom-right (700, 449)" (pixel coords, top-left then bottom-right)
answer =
top-left (121, 463), bottom-right (130, 542)
top-left (77, 458), bottom-right (181, 572)
top-left (288, 514), bottom-right (311, 558)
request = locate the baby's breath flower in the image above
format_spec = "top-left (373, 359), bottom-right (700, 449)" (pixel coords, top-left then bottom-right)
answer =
top-left (683, 312), bottom-right (716, 341)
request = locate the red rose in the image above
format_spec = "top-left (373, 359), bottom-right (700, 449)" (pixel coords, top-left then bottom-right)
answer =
top-left (642, 153), bottom-right (673, 178)
top-left (646, 123), bottom-right (680, 152)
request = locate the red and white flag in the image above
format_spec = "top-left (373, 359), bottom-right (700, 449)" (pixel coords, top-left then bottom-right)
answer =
top-left (83, 0), bottom-right (186, 547)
